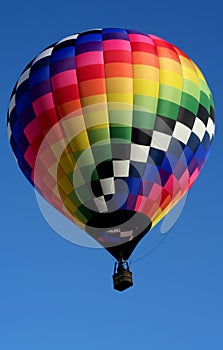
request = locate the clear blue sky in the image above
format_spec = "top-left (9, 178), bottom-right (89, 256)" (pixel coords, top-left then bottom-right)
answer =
top-left (1, 1), bottom-right (222, 349)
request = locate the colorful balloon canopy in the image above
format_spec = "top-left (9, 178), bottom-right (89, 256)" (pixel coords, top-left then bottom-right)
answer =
top-left (7, 28), bottom-right (215, 261)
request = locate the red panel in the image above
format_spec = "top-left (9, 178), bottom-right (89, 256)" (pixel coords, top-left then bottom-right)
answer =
top-left (77, 64), bottom-right (105, 82)
top-left (103, 50), bottom-right (132, 64)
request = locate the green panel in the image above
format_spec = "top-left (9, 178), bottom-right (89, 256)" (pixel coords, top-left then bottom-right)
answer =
top-left (73, 149), bottom-right (85, 161)
top-left (134, 95), bottom-right (158, 114)
top-left (80, 164), bottom-right (99, 183)
top-left (67, 172), bottom-right (74, 184)
top-left (73, 149), bottom-right (95, 167)
top-left (110, 138), bottom-right (130, 145)
top-left (74, 184), bottom-right (93, 202)
top-left (157, 99), bottom-right (179, 120)
top-left (132, 110), bottom-right (156, 130)
top-left (91, 143), bottom-right (112, 165)
top-left (109, 109), bottom-right (133, 125)
top-left (77, 204), bottom-right (93, 221)
top-left (110, 126), bottom-right (132, 141)
top-left (182, 79), bottom-right (200, 100)
top-left (73, 208), bottom-right (90, 224)
top-left (200, 91), bottom-right (210, 113)
top-left (159, 84), bottom-right (182, 105)
top-left (181, 92), bottom-right (199, 115)
top-left (91, 167), bottom-right (100, 181)
top-left (87, 128), bottom-right (110, 144)
top-left (200, 79), bottom-right (211, 96)
top-left (210, 94), bottom-right (215, 109)
top-left (68, 189), bottom-right (81, 207)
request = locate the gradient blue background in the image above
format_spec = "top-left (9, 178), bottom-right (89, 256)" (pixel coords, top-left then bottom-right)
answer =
top-left (1, 1), bottom-right (222, 349)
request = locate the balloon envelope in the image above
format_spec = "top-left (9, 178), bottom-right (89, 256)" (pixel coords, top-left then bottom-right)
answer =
top-left (7, 28), bottom-right (215, 261)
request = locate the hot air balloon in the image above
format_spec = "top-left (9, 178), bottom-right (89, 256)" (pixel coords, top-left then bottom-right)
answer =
top-left (7, 28), bottom-right (215, 291)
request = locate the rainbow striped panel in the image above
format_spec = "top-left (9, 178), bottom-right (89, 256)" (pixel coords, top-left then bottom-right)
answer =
top-left (7, 28), bottom-right (215, 260)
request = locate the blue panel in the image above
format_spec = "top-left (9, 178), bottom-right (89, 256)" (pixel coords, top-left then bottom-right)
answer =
top-left (180, 146), bottom-right (194, 166)
top-left (128, 177), bottom-right (142, 195)
top-left (50, 47), bottom-right (75, 63)
top-left (126, 29), bottom-right (149, 36)
top-left (161, 153), bottom-right (178, 173)
top-left (77, 33), bottom-right (102, 44)
top-left (11, 120), bottom-right (23, 142)
top-left (15, 147), bottom-right (24, 165)
top-left (75, 41), bottom-right (102, 55)
top-left (187, 133), bottom-right (200, 153)
top-left (149, 148), bottom-right (166, 166)
top-left (202, 131), bottom-right (211, 150)
top-left (16, 91), bottom-right (31, 115)
top-left (116, 195), bottom-right (127, 210)
top-left (16, 79), bottom-right (29, 99)
top-left (129, 162), bottom-right (145, 178)
top-left (31, 57), bottom-right (50, 74)
top-left (143, 163), bottom-right (159, 182)
top-left (18, 105), bottom-right (35, 128)
top-left (126, 194), bottom-right (138, 210)
top-left (188, 157), bottom-right (198, 175)
top-left (156, 167), bottom-right (171, 185)
top-left (102, 28), bottom-right (129, 40)
top-left (139, 180), bottom-right (153, 196)
top-left (168, 137), bottom-right (185, 158)
top-left (29, 67), bottom-right (50, 87)
top-left (51, 58), bottom-right (76, 75)
top-left (30, 80), bottom-right (51, 100)
top-left (194, 144), bottom-right (205, 164)
top-left (8, 108), bottom-right (18, 128)
top-left (173, 160), bottom-right (187, 180)
top-left (131, 161), bottom-right (146, 177)
top-left (17, 133), bottom-right (29, 154)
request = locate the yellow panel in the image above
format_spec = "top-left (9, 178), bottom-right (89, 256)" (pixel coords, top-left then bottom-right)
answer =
top-left (59, 153), bottom-right (75, 173)
top-left (178, 55), bottom-right (195, 70)
top-left (63, 196), bottom-right (78, 212)
top-left (159, 57), bottom-right (182, 75)
top-left (61, 115), bottom-right (86, 142)
top-left (133, 65), bottom-right (159, 81)
top-left (52, 184), bottom-right (62, 199)
top-left (58, 176), bottom-right (73, 195)
top-left (134, 79), bottom-right (159, 97)
top-left (76, 220), bottom-right (85, 230)
top-left (181, 66), bottom-right (200, 86)
top-left (159, 70), bottom-right (183, 89)
top-left (47, 163), bottom-right (58, 182)
top-left (192, 63), bottom-right (207, 83)
top-left (87, 123), bottom-right (109, 130)
top-left (50, 140), bottom-right (68, 160)
top-left (84, 109), bottom-right (109, 128)
top-left (57, 165), bottom-right (66, 181)
top-left (105, 78), bottom-right (133, 94)
top-left (69, 131), bottom-right (90, 152)
top-left (151, 203), bottom-right (172, 227)
top-left (72, 167), bottom-right (86, 187)
top-left (152, 207), bottom-right (163, 219)
top-left (107, 93), bottom-right (133, 104)
top-left (108, 102), bottom-right (133, 111)
top-left (81, 94), bottom-right (107, 107)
